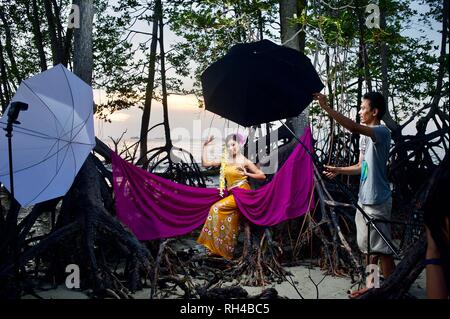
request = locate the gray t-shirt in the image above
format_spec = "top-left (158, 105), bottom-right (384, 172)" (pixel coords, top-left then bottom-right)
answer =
top-left (358, 125), bottom-right (391, 205)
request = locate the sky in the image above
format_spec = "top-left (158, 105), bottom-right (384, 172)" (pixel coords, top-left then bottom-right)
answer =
top-left (94, 0), bottom-right (253, 144)
top-left (94, 0), bottom-right (444, 148)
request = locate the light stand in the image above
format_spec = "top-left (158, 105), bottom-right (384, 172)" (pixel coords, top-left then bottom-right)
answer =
top-left (3, 101), bottom-right (28, 293)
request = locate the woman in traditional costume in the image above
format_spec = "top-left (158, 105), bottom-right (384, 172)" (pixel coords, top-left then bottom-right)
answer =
top-left (197, 133), bottom-right (266, 259)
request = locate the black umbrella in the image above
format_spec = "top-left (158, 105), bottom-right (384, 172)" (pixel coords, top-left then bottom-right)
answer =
top-left (201, 39), bottom-right (324, 127)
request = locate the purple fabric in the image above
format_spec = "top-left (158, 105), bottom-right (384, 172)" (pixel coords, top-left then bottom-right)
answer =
top-left (111, 127), bottom-right (314, 241)
top-left (232, 127), bottom-right (315, 226)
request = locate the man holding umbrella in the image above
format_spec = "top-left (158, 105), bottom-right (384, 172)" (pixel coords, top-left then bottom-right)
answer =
top-left (313, 91), bottom-right (395, 298)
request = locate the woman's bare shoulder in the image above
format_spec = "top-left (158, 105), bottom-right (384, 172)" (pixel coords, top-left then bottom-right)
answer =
top-left (243, 157), bottom-right (255, 166)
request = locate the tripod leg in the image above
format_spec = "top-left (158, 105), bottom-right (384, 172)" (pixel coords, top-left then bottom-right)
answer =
top-left (367, 220), bottom-right (371, 264)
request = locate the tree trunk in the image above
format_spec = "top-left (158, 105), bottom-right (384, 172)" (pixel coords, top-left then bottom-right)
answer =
top-left (156, 0), bottom-right (173, 170)
top-left (273, 0), bottom-right (309, 169)
top-left (0, 39), bottom-right (11, 111)
top-left (25, 0), bottom-right (48, 71)
top-left (379, 0), bottom-right (399, 132)
top-left (0, 73), bottom-right (4, 111)
top-left (56, 0), bottom-right (74, 67)
top-left (62, 27), bottom-right (74, 68)
top-left (138, 5), bottom-right (159, 164)
top-left (43, 0), bottom-right (62, 65)
top-left (279, 0), bottom-right (308, 137)
top-left (51, 0), bottom-right (65, 59)
top-left (68, 0), bottom-right (151, 293)
top-left (355, 1), bottom-right (372, 92)
top-left (73, 0), bottom-right (94, 85)
top-left (279, 0), bottom-right (306, 53)
top-left (0, 6), bottom-right (21, 84)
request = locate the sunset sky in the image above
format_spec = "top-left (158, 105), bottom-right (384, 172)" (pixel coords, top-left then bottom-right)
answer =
top-left (94, 1), bottom-right (441, 146)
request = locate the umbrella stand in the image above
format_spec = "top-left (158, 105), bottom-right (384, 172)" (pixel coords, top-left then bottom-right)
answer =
top-left (4, 101), bottom-right (28, 203)
top-left (278, 120), bottom-right (400, 259)
top-left (3, 101), bottom-right (28, 291)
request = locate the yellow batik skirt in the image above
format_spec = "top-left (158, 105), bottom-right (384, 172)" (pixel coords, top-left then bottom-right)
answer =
top-left (197, 183), bottom-right (251, 259)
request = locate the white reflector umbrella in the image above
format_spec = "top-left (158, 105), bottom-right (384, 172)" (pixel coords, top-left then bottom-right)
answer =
top-left (0, 64), bottom-right (95, 207)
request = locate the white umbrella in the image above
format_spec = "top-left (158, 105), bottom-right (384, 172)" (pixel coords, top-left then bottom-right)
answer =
top-left (0, 64), bottom-right (95, 207)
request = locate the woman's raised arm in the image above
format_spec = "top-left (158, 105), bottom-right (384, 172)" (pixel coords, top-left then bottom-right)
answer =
top-left (201, 136), bottom-right (221, 168)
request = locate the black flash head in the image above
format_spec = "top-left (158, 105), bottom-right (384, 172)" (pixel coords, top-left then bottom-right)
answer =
top-left (7, 101), bottom-right (29, 125)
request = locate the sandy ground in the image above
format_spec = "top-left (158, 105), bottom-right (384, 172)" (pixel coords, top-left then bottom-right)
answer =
top-left (17, 224), bottom-right (426, 300)
top-left (9, 181), bottom-right (427, 300)
top-left (21, 264), bottom-right (426, 300)
top-left (20, 238), bottom-right (427, 300)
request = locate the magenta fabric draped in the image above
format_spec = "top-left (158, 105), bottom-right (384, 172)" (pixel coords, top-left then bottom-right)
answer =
top-left (111, 127), bottom-right (314, 241)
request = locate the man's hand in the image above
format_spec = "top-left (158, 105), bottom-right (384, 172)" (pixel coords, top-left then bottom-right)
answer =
top-left (313, 93), bottom-right (328, 109)
top-left (323, 165), bottom-right (339, 179)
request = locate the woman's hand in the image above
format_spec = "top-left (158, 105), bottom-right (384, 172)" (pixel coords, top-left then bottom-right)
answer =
top-left (239, 161), bottom-right (266, 181)
top-left (203, 135), bottom-right (215, 146)
top-left (236, 165), bottom-right (248, 176)
top-left (323, 165), bottom-right (339, 179)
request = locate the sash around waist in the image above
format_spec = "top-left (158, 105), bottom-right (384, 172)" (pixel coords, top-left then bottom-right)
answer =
top-left (227, 179), bottom-right (249, 190)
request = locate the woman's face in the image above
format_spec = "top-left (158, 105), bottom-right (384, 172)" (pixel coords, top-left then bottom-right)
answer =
top-left (227, 139), bottom-right (240, 156)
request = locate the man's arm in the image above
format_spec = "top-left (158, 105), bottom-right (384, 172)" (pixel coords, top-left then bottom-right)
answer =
top-left (323, 154), bottom-right (363, 179)
top-left (313, 93), bottom-right (375, 139)
top-left (333, 163), bottom-right (362, 175)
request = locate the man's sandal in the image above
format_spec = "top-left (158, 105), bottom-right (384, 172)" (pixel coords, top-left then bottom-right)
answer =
top-left (348, 287), bottom-right (371, 299)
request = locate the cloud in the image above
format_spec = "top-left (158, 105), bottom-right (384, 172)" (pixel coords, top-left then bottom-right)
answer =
top-left (107, 112), bottom-right (131, 122)
top-left (167, 94), bottom-right (201, 111)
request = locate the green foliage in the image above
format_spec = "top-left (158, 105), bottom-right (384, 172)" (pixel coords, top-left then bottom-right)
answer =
top-left (298, 0), bottom-right (447, 120)
top-left (0, 0), bottom-right (446, 125)
top-left (93, 0), bottom-right (145, 119)
top-left (165, 0), bottom-right (280, 101)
